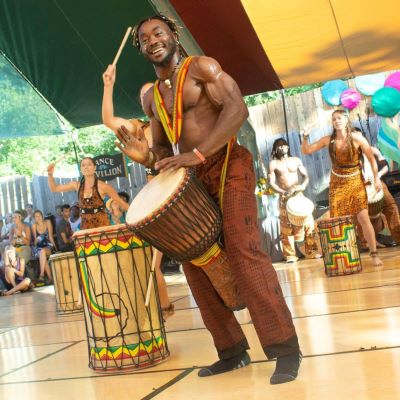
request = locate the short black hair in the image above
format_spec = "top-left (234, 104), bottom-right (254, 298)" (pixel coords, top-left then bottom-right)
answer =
top-left (118, 191), bottom-right (130, 203)
top-left (132, 13), bottom-right (180, 51)
top-left (61, 204), bottom-right (70, 211)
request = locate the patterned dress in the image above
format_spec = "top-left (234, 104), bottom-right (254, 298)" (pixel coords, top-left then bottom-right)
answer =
top-left (329, 138), bottom-right (367, 217)
top-left (78, 178), bottom-right (109, 230)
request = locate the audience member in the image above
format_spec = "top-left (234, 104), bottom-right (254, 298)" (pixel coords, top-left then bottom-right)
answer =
top-left (69, 202), bottom-right (81, 233)
top-left (56, 205), bottom-right (74, 252)
top-left (9, 211), bottom-right (31, 264)
top-left (32, 210), bottom-right (55, 283)
top-left (0, 246), bottom-right (31, 296)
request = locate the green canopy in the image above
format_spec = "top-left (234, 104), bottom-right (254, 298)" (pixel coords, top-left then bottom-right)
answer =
top-left (0, 0), bottom-right (158, 132)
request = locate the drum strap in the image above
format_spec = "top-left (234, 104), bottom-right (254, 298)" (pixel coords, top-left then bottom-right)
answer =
top-left (154, 56), bottom-right (234, 266)
top-left (153, 56), bottom-right (193, 146)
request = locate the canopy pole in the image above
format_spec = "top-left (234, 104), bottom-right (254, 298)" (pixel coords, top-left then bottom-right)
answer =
top-left (280, 90), bottom-right (289, 144)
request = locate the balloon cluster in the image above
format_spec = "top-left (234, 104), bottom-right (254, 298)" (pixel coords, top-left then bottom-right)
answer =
top-left (321, 71), bottom-right (400, 117)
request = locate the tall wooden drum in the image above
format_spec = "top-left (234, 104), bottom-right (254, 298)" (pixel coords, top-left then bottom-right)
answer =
top-left (73, 224), bottom-right (169, 371)
top-left (49, 252), bottom-right (82, 315)
top-left (126, 167), bottom-right (244, 311)
top-left (317, 216), bottom-right (362, 277)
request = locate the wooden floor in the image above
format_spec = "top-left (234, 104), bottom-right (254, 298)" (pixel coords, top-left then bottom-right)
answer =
top-left (1, 247), bottom-right (400, 399)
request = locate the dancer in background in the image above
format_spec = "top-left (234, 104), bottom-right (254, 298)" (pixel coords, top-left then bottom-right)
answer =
top-left (301, 109), bottom-right (383, 266)
top-left (47, 158), bottom-right (128, 230)
top-left (269, 138), bottom-right (320, 262)
top-left (102, 68), bottom-right (174, 319)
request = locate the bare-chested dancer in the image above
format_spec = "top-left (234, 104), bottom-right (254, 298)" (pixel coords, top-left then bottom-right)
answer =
top-left (269, 138), bottom-right (320, 262)
top-left (108, 14), bottom-right (302, 384)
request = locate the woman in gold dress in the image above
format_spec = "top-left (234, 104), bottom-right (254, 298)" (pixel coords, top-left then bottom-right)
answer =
top-left (301, 110), bottom-right (383, 267)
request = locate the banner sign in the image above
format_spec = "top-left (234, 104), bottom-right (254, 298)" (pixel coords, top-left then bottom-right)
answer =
top-left (93, 153), bottom-right (127, 180)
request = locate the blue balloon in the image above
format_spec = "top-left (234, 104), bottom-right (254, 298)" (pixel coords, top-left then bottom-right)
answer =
top-left (322, 80), bottom-right (347, 106)
top-left (355, 73), bottom-right (385, 96)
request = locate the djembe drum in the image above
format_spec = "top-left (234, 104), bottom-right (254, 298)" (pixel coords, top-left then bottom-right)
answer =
top-left (366, 184), bottom-right (384, 219)
top-left (126, 167), bottom-right (244, 311)
top-left (49, 252), bottom-right (82, 315)
top-left (73, 224), bottom-right (169, 371)
top-left (286, 193), bottom-right (315, 226)
top-left (317, 216), bottom-right (362, 276)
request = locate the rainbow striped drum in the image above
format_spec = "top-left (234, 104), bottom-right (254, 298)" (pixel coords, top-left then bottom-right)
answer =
top-left (317, 216), bottom-right (362, 276)
top-left (73, 224), bottom-right (169, 371)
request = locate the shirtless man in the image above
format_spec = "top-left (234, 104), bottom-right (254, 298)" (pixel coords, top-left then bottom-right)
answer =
top-left (269, 138), bottom-right (319, 262)
top-left (107, 14), bottom-right (301, 384)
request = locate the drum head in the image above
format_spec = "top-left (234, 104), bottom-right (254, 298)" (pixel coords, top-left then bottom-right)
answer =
top-left (286, 194), bottom-right (314, 216)
top-left (126, 167), bottom-right (187, 226)
top-left (366, 184), bottom-right (384, 203)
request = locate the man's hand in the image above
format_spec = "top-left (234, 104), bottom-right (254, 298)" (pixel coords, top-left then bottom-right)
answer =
top-left (115, 125), bottom-right (150, 164)
top-left (103, 65), bottom-right (116, 87)
top-left (155, 151), bottom-right (203, 172)
top-left (300, 128), bottom-right (310, 139)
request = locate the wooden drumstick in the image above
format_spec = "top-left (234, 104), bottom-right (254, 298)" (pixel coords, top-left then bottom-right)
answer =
top-left (43, 154), bottom-right (67, 174)
top-left (145, 248), bottom-right (162, 307)
top-left (112, 27), bottom-right (133, 66)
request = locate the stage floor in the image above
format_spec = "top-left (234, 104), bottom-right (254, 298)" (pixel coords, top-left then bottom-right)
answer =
top-left (1, 247), bottom-right (400, 399)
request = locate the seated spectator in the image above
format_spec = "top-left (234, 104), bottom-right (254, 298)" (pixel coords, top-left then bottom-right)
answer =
top-left (106, 198), bottom-right (126, 225)
top-left (56, 205), bottom-right (74, 252)
top-left (69, 202), bottom-right (81, 233)
top-left (24, 203), bottom-right (35, 227)
top-left (9, 211), bottom-right (31, 264)
top-left (32, 210), bottom-right (56, 283)
top-left (0, 246), bottom-right (31, 296)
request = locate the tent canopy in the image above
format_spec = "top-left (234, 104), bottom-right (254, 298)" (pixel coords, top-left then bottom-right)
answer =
top-left (1, 0), bottom-right (399, 133)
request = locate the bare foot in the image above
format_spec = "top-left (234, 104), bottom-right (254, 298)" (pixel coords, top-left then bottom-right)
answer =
top-left (370, 253), bottom-right (383, 267)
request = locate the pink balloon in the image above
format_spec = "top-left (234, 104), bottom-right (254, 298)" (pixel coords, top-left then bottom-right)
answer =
top-left (384, 71), bottom-right (400, 91)
top-left (340, 88), bottom-right (362, 110)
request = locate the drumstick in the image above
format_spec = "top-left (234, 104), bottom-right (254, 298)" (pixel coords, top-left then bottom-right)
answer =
top-left (112, 27), bottom-right (132, 66)
top-left (145, 248), bottom-right (160, 307)
top-left (42, 154), bottom-right (67, 174)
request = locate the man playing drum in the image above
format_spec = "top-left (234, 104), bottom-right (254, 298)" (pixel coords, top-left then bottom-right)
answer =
top-left (360, 144), bottom-right (400, 246)
top-left (108, 14), bottom-right (301, 384)
top-left (268, 138), bottom-right (320, 263)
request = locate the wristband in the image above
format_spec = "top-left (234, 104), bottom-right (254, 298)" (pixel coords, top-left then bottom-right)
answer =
top-left (193, 148), bottom-right (207, 164)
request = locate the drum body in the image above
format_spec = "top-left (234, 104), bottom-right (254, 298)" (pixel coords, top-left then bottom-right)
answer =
top-left (318, 216), bottom-right (362, 277)
top-left (49, 252), bottom-right (82, 315)
top-left (367, 185), bottom-right (384, 218)
top-left (286, 193), bottom-right (315, 226)
top-left (73, 224), bottom-right (169, 371)
top-left (127, 168), bottom-right (222, 262)
top-left (126, 168), bottom-right (243, 310)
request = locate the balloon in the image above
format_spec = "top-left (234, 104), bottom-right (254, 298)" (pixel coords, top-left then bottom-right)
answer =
top-left (355, 72), bottom-right (385, 96)
top-left (384, 71), bottom-right (400, 92)
top-left (321, 80), bottom-right (347, 106)
top-left (340, 88), bottom-right (362, 110)
top-left (371, 87), bottom-right (400, 117)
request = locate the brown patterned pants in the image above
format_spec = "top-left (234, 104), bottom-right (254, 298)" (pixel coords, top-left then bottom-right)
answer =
top-left (183, 144), bottom-right (299, 360)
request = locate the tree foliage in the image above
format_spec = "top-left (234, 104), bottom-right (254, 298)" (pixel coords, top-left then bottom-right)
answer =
top-left (244, 83), bottom-right (322, 107)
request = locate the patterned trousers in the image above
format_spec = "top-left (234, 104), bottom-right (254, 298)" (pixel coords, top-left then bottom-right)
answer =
top-left (182, 144), bottom-right (299, 360)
